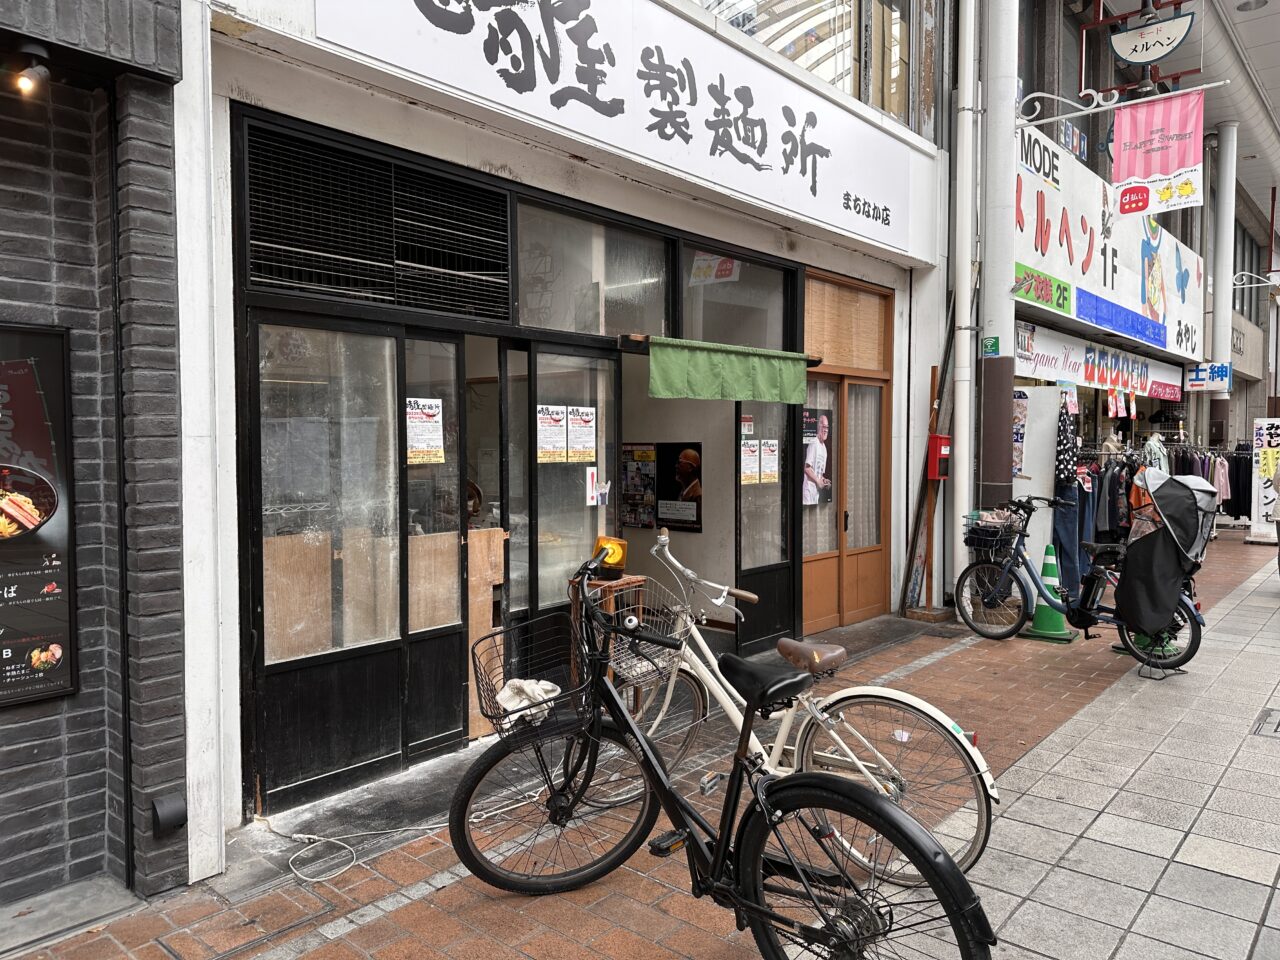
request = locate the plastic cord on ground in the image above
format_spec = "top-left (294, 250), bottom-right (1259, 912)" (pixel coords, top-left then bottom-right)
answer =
top-left (253, 817), bottom-right (451, 884)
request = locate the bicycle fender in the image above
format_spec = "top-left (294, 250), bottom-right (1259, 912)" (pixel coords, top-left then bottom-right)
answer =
top-left (744, 772), bottom-right (997, 947)
top-left (805, 687), bottom-right (999, 804)
top-left (1182, 593), bottom-right (1204, 626)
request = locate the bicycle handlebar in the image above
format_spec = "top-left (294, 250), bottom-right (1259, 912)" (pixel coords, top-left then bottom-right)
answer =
top-left (620, 614), bottom-right (683, 650)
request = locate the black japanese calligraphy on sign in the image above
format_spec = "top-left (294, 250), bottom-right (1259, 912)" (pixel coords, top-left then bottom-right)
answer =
top-left (781, 105), bottom-right (830, 197)
top-left (414, 0), bottom-right (624, 117)
top-left (705, 74), bottom-right (771, 171)
top-left (637, 46), bottom-right (697, 144)
top-left (842, 191), bottom-right (891, 227)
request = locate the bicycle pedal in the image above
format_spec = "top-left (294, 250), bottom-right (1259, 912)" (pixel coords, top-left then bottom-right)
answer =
top-left (647, 829), bottom-right (688, 858)
top-left (699, 771), bottom-right (724, 796)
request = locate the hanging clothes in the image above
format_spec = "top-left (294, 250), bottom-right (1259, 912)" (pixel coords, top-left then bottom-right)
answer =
top-left (1213, 456), bottom-right (1231, 506)
top-left (1053, 400), bottom-right (1080, 597)
top-left (1142, 434), bottom-right (1170, 474)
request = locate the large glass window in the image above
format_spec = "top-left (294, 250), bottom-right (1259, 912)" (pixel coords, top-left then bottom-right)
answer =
top-left (739, 401), bottom-right (788, 569)
top-left (507, 349), bottom-right (531, 612)
top-left (870, 0), bottom-right (910, 124)
top-left (681, 248), bottom-right (785, 350)
top-left (518, 204), bottom-right (667, 338)
top-left (713, 1), bottom-right (860, 98)
top-left (406, 339), bottom-right (462, 633)
top-left (535, 352), bottom-right (617, 608)
top-left (845, 382), bottom-right (882, 549)
top-left (801, 379), bottom-right (839, 557)
top-left (259, 326), bottom-right (399, 663)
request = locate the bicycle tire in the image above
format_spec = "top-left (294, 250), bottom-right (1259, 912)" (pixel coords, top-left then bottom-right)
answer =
top-left (955, 561), bottom-right (1029, 640)
top-left (618, 666), bottom-right (709, 774)
top-left (737, 780), bottom-right (991, 960)
top-left (1117, 597), bottom-right (1201, 670)
top-left (795, 694), bottom-right (992, 873)
top-left (448, 724), bottom-right (660, 895)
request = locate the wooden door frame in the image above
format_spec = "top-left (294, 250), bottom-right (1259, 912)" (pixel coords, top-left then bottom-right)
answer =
top-left (800, 269), bottom-right (894, 633)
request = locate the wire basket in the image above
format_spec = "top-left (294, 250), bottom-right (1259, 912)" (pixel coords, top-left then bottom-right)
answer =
top-left (574, 576), bottom-right (689, 688)
top-left (471, 612), bottom-right (591, 744)
top-left (963, 517), bottom-right (1021, 563)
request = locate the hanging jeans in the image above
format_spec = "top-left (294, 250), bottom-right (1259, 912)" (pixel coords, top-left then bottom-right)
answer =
top-left (1052, 482), bottom-right (1081, 599)
top-left (1077, 483), bottom-right (1096, 551)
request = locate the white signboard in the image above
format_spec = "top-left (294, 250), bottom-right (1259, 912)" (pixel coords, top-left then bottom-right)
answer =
top-left (1015, 321), bottom-right (1184, 400)
top-left (1109, 13), bottom-right (1195, 66)
top-left (405, 397), bottom-right (445, 464)
top-left (315, 0), bottom-right (911, 251)
top-left (1184, 362), bottom-right (1231, 393)
top-left (567, 405), bottom-right (597, 463)
top-left (536, 404), bottom-right (567, 463)
top-left (1011, 125), bottom-right (1204, 362)
top-left (1252, 418), bottom-right (1280, 544)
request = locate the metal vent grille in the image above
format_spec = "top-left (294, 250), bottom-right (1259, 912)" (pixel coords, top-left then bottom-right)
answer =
top-left (246, 124), bottom-right (510, 319)
top-left (394, 164), bottom-right (509, 320)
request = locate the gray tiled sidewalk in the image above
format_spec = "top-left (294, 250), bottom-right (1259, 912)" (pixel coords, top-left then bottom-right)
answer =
top-left (975, 557), bottom-right (1280, 960)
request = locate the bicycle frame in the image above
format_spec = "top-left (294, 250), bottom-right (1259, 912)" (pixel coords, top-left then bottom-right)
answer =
top-left (637, 607), bottom-right (906, 788)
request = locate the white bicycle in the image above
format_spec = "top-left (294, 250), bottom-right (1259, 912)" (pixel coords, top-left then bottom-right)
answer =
top-left (615, 529), bottom-right (999, 873)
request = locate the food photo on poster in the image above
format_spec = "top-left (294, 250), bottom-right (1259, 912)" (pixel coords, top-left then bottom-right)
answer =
top-left (802, 407), bottom-right (833, 505)
top-left (0, 328), bottom-right (76, 707)
top-left (655, 442), bottom-right (702, 532)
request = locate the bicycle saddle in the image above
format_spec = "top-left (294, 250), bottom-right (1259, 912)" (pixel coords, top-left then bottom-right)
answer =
top-left (718, 653), bottom-right (813, 709)
top-left (1081, 541), bottom-right (1126, 564)
top-left (776, 636), bottom-right (848, 675)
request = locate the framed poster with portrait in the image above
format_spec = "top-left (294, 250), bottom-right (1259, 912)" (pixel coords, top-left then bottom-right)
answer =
top-left (655, 442), bottom-right (702, 533)
top-left (801, 408), bottom-right (833, 506)
top-left (0, 326), bottom-right (77, 708)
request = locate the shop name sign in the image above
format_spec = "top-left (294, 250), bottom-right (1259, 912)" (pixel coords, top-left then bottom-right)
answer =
top-left (1184, 362), bottom-right (1231, 393)
top-left (315, 0), bottom-right (911, 251)
top-left (1015, 321), bottom-right (1183, 400)
top-left (1012, 125), bottom-right (1204, 362)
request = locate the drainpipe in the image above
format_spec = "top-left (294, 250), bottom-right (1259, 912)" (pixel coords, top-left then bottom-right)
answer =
top-left (1212, 121), bottom-right (1238, 402)
top-left (950, 0), bottom-right (978, 585)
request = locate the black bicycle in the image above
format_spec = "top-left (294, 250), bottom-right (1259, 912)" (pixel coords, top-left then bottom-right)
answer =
top-left (956, 495), bottom-right (1203, 670)
top-left (449, 546), bottom-right (996, 959)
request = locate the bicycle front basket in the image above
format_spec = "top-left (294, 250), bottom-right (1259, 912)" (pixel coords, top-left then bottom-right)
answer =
top-left (592, 577), bottom-right (689, 688)
top-left (470, 612), bottom-right (591, 743)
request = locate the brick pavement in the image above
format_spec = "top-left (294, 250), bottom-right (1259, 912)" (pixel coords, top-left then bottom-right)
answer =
top-left (11, 531), bottom-right (1276, 960)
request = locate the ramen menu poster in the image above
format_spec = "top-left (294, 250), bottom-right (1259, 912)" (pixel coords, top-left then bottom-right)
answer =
top-left (0, 329), bottom-right (75, 707)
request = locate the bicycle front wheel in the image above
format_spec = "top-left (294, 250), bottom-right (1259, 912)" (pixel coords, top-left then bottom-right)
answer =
top-left (738, 780), bottom-right (991, 960)
top-left (1117, 597), bottom-right (1201, 670)
top-left (955, 561), bottom-right (1029, 639)
top-left (796, 694), bottom-right (991, 873)
top-left (617, 666), bottom-right (709, 774)
top-left (448, 725), bottom-right (660, 895)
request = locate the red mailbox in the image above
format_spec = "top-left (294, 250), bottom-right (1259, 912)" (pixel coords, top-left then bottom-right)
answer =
top-left (927, 433), bottom-right (951, 481)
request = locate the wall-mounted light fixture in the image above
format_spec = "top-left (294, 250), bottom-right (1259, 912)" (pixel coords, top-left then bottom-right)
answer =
top-left (14, 42), bottom-right (50, 96)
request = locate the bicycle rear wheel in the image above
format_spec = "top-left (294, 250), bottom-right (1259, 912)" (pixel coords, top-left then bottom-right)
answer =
top-left (448, 724), bottom-right (660, 895)
top-left (796, 694), bottom-right (991, 873)
top-left (1117, 597), bottom-right (1201, 670)
top-left (955, 561), bottom-right (1028, 639)
top-left (737, 780), bottom-right (991, 960)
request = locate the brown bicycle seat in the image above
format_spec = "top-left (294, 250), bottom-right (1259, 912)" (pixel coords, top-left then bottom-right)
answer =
top-left (776, 636), bottom-right (848, 675)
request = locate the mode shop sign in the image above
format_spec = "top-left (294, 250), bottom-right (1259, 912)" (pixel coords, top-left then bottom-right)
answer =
top-left (315, 0), bottom-right (911, 252)
top-left (1015, 320), bottom-right (1184, 400)
top-left (1011, 125), bottom-right (1204, 362)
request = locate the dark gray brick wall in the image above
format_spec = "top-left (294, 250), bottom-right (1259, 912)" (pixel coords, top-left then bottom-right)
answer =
top-left (0, 63), bottom-right (184, 905)
top-left (0, 0), bottom-right (181, 82)
top-left (0, 79), bottom-right (123, 905)
top-left (114, 73), bottom-right (185, 897)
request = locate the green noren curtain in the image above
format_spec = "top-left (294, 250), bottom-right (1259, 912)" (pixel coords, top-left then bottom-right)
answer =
top-left (647, 337), bottom-right (807, 404)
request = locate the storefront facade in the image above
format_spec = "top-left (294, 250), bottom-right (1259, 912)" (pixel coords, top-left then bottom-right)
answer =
top-left (173, 0), bottom-right (953, 883)
top-left (991, 121), bottom-right (1204, 483)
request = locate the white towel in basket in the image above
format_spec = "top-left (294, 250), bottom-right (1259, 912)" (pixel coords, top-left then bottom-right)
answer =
top-left (496, 678), bottom-right (562, 726)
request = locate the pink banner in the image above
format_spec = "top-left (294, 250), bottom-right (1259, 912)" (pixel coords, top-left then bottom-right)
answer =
top-left (1113, 90), bottom-right (1204, 216)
